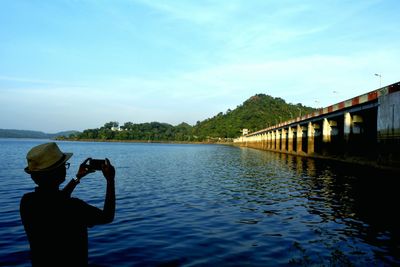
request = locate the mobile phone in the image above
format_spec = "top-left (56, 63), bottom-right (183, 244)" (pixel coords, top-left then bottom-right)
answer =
top-left (89, 159), bottom-right (105, 170)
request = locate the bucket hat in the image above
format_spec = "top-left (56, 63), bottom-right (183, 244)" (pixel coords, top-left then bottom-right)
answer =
top-left (25, 142), bottom-right (73, 174)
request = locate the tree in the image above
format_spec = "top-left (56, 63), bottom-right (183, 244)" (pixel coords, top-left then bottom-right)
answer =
top-left (103, 121), bottom-right (119, 129)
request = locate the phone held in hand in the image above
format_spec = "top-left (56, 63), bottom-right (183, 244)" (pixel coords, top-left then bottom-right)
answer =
top-left (89, 159), bottom-right (106, 170)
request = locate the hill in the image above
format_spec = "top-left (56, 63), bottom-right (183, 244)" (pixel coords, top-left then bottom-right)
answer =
top-left (192, 94), bottom-right (316, 139)
top-left (70, 94), bottom-right (316, 142)
top-left (0, 129), bottom-right (80, 139)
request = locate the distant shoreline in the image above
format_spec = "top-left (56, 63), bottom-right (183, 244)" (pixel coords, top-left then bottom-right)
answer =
top-left (56, 138), bottom-right (234, 145)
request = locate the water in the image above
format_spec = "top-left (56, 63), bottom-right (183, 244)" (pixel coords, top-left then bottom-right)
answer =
top-left (1, 139), bottom-right (399, 266)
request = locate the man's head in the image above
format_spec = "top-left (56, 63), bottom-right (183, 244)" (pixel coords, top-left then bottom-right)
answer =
top-left (25, 142), bottom-right (73, 187)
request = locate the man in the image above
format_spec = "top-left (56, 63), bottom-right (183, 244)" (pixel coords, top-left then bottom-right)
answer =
top-left (20, 142), bottom-right (116, 266)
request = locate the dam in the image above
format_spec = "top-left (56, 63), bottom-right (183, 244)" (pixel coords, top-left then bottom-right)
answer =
top-left (234, 81), bottom-right (400, 170)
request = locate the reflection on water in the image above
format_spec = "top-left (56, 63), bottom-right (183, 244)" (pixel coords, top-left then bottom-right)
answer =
top-left (238, 147), bottom-right (400, 265)
top-left (0, 140), bottom-right (399, 266)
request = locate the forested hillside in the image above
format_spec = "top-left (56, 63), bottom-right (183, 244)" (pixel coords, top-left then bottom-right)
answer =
top-left (0, 129), bottom-right (79, 139)
top-left (68, 94), bottom-right (315, 142)
top-left (192, 94), bottom-right (315, 139)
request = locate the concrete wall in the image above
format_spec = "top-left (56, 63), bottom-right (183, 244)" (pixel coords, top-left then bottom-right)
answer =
top-left (377, 90), bottom-right (400, 165)
top-left (378, 91), bottom-right (400, 140)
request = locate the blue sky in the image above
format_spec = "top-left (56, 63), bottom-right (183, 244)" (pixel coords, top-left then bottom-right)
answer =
top-left (1, 0), bottom-right (399, 132)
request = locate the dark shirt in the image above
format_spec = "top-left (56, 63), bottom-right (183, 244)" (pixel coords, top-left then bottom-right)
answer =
top-left (20, 187), bottom-right (103, 266)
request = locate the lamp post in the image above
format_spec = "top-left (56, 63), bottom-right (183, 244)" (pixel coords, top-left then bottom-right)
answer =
top-left (374, 73), bottom-right (382, 88)
top-left (332, 90), bottom-right (338, 101)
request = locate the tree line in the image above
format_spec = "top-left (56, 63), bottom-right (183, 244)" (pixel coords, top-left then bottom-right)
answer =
top-left (67, 122), bottom-right (194, 142)
top-left (64, 94), bottom-right (316, 142)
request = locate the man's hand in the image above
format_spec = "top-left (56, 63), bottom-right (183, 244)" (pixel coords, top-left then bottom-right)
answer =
top-left (76, 158), bottom-right (95, 179)
top-left (102, 158), bottom-right (115, 182)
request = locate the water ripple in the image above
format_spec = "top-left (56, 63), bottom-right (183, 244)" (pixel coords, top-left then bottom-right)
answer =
top-left (1, 141), bottom-right (400, 266)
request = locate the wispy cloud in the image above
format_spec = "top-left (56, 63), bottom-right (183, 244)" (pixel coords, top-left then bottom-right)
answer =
top-left (134, 0), bottom-right (239, 24)
top-left (86, 47), bottom-right (399, 110)
top-left (0, 75), bottom-right (74, 86)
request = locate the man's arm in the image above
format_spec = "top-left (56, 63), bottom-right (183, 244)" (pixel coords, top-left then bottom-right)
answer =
top-left (62, 158), bottom-right (93, 197)
top-left (63, 158), bottom-right (116, 225)
top-left (101, 158), bottom-right (116, 223)
top-left (61, 178), bottom-right (79, 196)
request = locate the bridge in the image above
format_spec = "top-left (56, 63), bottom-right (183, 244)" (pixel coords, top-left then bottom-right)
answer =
top-left (234, 81), bottom-right (400, 169)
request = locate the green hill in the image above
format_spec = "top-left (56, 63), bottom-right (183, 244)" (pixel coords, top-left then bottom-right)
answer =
top-left (192, 94), bottom-right (315, 139)
top-left (71, 94), bottom-right (315, 142)
top-left (0, 129), bottom-right (80, 139)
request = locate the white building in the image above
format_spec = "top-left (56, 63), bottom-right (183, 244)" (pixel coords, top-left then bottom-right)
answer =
top-left (111, 126), bottom-right (122, 132)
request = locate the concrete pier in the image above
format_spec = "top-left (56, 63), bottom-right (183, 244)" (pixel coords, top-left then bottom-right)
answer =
top-left (234, 81), bottom-right (400, 170)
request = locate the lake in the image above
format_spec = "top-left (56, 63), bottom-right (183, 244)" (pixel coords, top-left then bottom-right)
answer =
top-left (1, 139), bottom-right (399, 266)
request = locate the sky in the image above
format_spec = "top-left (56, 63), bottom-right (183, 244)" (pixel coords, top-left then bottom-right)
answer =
top-left (1, 0), bottom-right (399, 133)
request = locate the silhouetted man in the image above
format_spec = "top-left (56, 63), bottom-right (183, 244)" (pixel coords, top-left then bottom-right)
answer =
top-left (20, 142), bottom-right (116, 266)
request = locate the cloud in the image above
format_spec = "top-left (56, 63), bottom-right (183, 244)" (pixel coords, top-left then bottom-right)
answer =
top-left (82, 47), bottom-right (399, 115)
top-left (0, 75), bottom-right (75, 86)
top-left (134, 0), bottom-right (239, 25)
top-left (1, 46), bottom-right (399, 132)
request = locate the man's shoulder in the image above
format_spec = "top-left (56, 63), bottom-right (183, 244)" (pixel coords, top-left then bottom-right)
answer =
top-left (69, 197), bottom-right (94, 208)
top-left (21, 191), bottom-right (36, 202)
top-left (20, 191), bottom-right (38, 215)
top-left (69, 196), bottom-right (85, 204)
top-left (69, 197), bottom-right (102, 222)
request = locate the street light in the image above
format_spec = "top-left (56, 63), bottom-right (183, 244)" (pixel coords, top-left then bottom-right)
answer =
top-left (374, 73), bottom-right (382, 88)
top-left (332, 90), bottom-right (339, 100)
